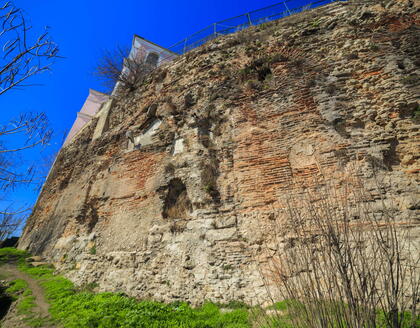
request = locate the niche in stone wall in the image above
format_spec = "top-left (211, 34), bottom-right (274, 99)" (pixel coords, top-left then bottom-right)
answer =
top-left (162, 178), bottom-right (192, 220)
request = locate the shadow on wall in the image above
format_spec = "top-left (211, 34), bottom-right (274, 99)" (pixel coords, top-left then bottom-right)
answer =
top-left (162, 178), bottom-right (192, 220)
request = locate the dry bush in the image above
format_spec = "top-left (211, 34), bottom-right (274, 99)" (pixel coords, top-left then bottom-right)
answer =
top-left (0, 210), bottom-right (24, 241)
top-left (256, 167), bottom-right (419, 328)
top-left (95, 46), bottom-right (155, 95)
top-left (162, 178), bottom-right (192, 220)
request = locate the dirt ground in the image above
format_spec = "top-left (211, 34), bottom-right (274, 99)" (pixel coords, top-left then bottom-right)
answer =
top-left (0, 264), bottom-right (55, 328)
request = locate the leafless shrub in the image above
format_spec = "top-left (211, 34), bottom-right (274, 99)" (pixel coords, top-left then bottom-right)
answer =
top-left (257, 166), bottom-right (419, 328)
top-left (169, 219), bottom-right (187, 234)
top-left (94, 46), bottom-right (155, 95)
top-left (0, 113), bottom-right (51, 241)
top-left (0, 207), bottom-right (27, 241)
top-left (0, 1), bottom-right (59, 96)
top-left (0, 113), bottom-right (52, 191)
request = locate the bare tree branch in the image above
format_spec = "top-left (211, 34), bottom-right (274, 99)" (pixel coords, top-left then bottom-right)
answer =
top-left (0, 206), bottom-right (28, 241)
top-left (0, 1), bottom-right (59, 96)
top-left (0, 1), bottom-right (59, 241)
top-left (94, 46), bottom-right (154, 94)
top-left (0, 112), bottom-right (52, 191)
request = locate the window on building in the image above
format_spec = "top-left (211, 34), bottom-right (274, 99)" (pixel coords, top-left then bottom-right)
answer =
top-left (145, 52), bottom-right (159, 67)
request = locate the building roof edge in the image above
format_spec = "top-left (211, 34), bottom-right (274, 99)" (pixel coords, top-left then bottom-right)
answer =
top-left (132, 34), bottom-right (179, 56)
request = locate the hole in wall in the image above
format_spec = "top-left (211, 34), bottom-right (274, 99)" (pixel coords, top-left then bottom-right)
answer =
top-left (332, 118), bottom-right (350, 139)
top-left (382, 138), bottom-right (400, 170)
top-left (162, 178), bottom-right (192, 219)
top-left (257, 66), bottom-right (272, 81)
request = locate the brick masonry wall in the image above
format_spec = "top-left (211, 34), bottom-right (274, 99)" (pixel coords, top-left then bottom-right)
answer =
top-left (19, 0), bottom-right (419, 305)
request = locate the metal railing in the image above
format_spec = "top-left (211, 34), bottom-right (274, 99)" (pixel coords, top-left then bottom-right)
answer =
top-left (164, 0), bottom-right (342, 58)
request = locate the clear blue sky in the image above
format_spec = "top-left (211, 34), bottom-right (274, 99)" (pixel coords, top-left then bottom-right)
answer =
top-left (0, 0), bottom-right (317, 230)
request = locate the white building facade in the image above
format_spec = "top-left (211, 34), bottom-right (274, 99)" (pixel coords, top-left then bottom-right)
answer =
top-left (64, 35), bottom-right (177, 147)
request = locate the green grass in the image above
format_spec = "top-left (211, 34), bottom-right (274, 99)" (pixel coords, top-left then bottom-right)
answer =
top-left (3, 277), bottom-right (45, 327)
top-left (17, 295), bottom-right (36, 314)
top-left (1, 249), bottom-right (250, 328)
top-left (3, 248), bottom-right (416, 328)
top-left (25, 316), bottom-right (55, 328)
top-left (49, 297), bottom-right (249, 328)
top-left (0, 247), bottom-right (29, 264)
top-left (5, 278), bottom-right (28, 294)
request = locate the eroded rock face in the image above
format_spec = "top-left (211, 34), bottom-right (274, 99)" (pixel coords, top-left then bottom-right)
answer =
top-left (19, 0), bottom-right (419, 305)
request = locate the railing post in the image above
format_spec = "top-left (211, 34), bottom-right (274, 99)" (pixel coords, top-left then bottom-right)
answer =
top-left (247, 13), bottom-right (252, 26)
top-left (284, 2), bottom-right (291, 16)
top-left (183, 38), bottom-right (187, 54)
top-left (213, 23), bottom-right (217, 36)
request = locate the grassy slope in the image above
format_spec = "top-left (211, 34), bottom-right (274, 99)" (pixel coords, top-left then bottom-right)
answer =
top-left (2, 276), bottom-right (54, 327)
top-left (3, 248), bottom-right (417, 328)
top-left (1, 248), bottom-right (251, 328)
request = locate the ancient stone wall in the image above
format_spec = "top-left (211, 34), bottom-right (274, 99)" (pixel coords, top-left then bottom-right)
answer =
top-left (19, 0), bottom-right (419, 305)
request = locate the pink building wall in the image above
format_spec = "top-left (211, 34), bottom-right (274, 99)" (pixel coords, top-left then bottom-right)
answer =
top-left (63, 89), bottom-right (109, 146)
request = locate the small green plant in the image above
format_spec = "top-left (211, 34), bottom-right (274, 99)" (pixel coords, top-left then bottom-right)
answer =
top-left (369, 43), bottom-right (380, 51)
top-left (222, 264), bottom-right (233, 271)
top-left (402, 74), bottom-right (418, 86)
top-left (89, 246), bottom-right (96, 255)
top-left (214, 300), bottom-right (250, 310)
top-left (78, 282), bottom-right (99, 292)
top-left (26, 316), bottom-right (54, 328)
top-left (239, 66), bottom-right (253, 77)
top-left (204, 183), bottom-right (216, 194)
top-left (269, 301), bottom-right (288, 311)
top-left (311, 19), bottom-right (321, 28)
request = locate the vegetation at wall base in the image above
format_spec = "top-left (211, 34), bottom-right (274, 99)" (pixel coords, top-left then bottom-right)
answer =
top-left (0, 247), bottom-right (29, 264)
top-left (1, 248), bottom-right (419, 327)
top-left (258, 169), bottom-right (419, 328)
top-left (254, 300), bottom-right (419, 328)
top-left (2, 272), bottom-right (52, 327)
top-left (1, 248), bottom-right (250, 328)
